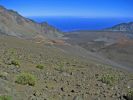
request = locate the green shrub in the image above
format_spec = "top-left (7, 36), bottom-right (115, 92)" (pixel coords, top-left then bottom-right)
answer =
top-left (55, 62), bottom-right (65, 72)
top-left (0, 95), bottom-right (12, 100)
top-left (126, 89), bottom-right (133, 100)
top-left (11, 60), bottom-right (20, 67)
top-left (0, 72), bottom-right (8, 80)
top-left (15, 73), bottom-right (36, 86)
top-left (100, 74), bottom-right (117, 86)
top-left (36, 64), bottom-right (44, 69)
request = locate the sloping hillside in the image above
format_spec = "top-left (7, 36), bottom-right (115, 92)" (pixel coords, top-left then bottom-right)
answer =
top-left (105, 22), bottom-right (133, 32)
top-left (0, 35), bottom-right (132, 100)
top-left (99, 39), bottom-right (133, 69)
top-left (65, 31), bottom-right (133, 71)
top-left (0, 5), bottom-right (63, 39)
top-left (0, 5), bottom-right (133, 100)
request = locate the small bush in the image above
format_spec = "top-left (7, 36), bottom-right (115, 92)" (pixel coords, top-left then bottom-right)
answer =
top-left (100, 74), bottom-right (117, 86)
top-left (126, 89), bottom-right (133, 100)
top-left (0, 95), bottom-right (12, 100)
top-left (0, 72), bottom-right (8, 80)
top-left (11, 60), bottom-right (20, 67)
top-left (36, 64), bottom-right (44, 69)
top-left (15, 73), bottom-right (36, 86)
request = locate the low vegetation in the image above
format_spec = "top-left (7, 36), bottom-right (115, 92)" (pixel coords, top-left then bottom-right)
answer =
top-left (15, 73), bottom-right (36, 86)
top-left (10, 60), bottom-right (20, 67)
top-left (0, 72), bottom-right (8, 80)
top-left (126, 89), bottom-right (133, 100)
top-left (0, 35), bottom-right (132, 99)
top-left (55, 62), bottom-right (66, 72)
top-left (0, 95), bottom-right (12, 100)
top-left (36, 64), bottom-right (44, 69)
top-left (100, 74), bottom-right (117, 86)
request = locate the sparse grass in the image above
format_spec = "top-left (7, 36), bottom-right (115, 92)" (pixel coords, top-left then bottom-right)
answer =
top-left (100, 74), bottom-right (117, 86)
top-left (0, 72), bottom-right (8, 80)
top-left (15, 73), bottom-right (36, 86)
top-left (126, 89), bottom-right (133, 100)
top-left (10, 60), bottom-right (20, 67)
top-left (0, 95), bottom-right (12, 100)
top-left (55, 62), bottom-right (66, 72)
top-left (8, 48), bottom-right (16, 55)
top-left (0, 72), bottom-right (4, 78)
top-left (36, 64), bottom-right (44, 69)
top-left (0, 35), bottom-right (132, 99)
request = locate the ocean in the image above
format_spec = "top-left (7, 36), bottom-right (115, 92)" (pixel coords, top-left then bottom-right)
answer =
top-left (28, 17), bottom-right (133, 32)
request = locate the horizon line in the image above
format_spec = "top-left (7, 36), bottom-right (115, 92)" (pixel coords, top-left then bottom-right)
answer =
top-left (26, 16), bottom-right (133, 19)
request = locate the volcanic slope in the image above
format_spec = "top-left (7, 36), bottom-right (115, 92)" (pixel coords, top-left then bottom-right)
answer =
top-left (0, 35), bottom-right (132, 100)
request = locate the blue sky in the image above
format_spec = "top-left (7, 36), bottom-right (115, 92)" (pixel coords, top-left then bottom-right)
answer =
top-left (0, 0), bottom-right (133, 18)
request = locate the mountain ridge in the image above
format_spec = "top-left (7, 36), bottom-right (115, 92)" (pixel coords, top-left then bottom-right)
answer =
top-left (0, 5), bottom-right (63, 40)
top-left (104, 22), bottom-right (133, 32)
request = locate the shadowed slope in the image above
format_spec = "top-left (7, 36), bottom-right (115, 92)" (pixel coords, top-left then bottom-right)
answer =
top-left (0, 5), bottom-right (63, 39)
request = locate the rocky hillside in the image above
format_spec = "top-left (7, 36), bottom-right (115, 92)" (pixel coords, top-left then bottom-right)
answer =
top-left (0, 35), bottom-right (132, 100)
top-left (105, 22), bottom-right (133, 32)
top-left (0, 5), bottom-right (63, 39)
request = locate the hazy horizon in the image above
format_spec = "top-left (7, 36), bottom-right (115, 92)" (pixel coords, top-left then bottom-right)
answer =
top-left (0, 0), bottom-right (133, 18)
top-left (0, 0), bottom-right (133, 31)
top-left (27, 17), bottom-right (133, 32)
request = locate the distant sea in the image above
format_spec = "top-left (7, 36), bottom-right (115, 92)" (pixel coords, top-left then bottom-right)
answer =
top-left (29, 17), bottom-right (133, 32)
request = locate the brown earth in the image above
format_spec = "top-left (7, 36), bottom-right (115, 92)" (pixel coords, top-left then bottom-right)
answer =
top-left (0, 35), bottom-right (132, 100)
